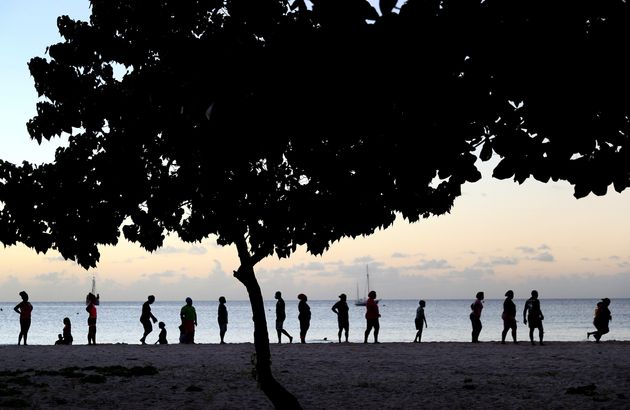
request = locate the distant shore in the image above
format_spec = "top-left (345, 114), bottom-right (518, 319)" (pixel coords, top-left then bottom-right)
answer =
top-left (1, 342), bottom-right (629, 409)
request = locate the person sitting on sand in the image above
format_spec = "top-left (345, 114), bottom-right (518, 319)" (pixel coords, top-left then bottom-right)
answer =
top-left (180, 297), bottom-right (197, 344)
top-left (523, 290), bottom-right (544, 346)
top-left (140, 295), bottom-right (158, 345)
top-left (364, 290), bottom-right (380, 344)
top-left (501, 290), bottom-right (517, 344)
top-left (14, 291), bottom-right (33, 346)
top-left (156, 321), bottom-right (168, 344)
top-left (413, 300), bottom-right (428, 343)
top-left (331, 293), bottom-right (350, 343)
top-left (218, 296), bottom-right (228, 344)
top-left (470, 291), bottom-right (484, 343)
top-left (275, 291), bottom-right (293, 344)
top-left (62, 317), bottom-right (73, 345)
top-left (587, 298), bottom-right (612, 342)
top-left (297, 293), bottom-right (311, 343)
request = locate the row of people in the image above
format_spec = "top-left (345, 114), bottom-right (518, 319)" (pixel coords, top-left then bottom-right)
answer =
top-left (9, 290), bottom-right (613, 345)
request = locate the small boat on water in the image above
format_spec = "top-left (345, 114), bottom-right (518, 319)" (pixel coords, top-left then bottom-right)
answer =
top-left (86, 275), bottom-right (100, 305)
top-left (355, 266), bottom-right (371, 306)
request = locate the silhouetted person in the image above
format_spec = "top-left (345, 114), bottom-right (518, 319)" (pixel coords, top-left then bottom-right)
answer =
top-left (364, 290), bottom-right (380, 343)
top-left (180, 297), bottom-right (197, 344)
top-left (156, 321), bottom-right (168, 344)
top-left (14, 291), bottom-right (33, 346)
top-left (470, 291), bottom-right (484, 343)
top-left (275, 291), bottom-right (293, 343)
top-left (501, 290), bottom-right (518, 344)
top-left (86, 292), bottom-right (98, 345)
top-left (56, 317), bottom-right (73, 345)
top-left (588, 298), bottom-right (612, 342)
top-left (297, 293), bottom-right (311, 343)
top-left (523, 290), bottom-right (544, 345)
top-left (332, 293), bottom-right (350, 343)
top-left (414, 300), bottom-right (428, 343)
top-left (140, 295), bottom-right (158, 344)
top-left (218, 296), bottom-right (228, 344)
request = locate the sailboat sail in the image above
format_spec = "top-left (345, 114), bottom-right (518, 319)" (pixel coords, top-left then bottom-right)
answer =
top-left (355, 266), bottom-right (370, 306)
top-left (87, 276), bottom-right (100, 305)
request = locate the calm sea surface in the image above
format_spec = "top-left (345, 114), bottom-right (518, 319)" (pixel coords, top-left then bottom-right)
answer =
top-left (0, 299), bottom-right (628, 345)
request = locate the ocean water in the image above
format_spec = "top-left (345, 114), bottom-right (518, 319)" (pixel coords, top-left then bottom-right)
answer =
top-left (0, 299), bottom-right (628, 345)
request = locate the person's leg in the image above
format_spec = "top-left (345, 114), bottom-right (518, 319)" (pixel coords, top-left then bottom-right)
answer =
top-left (338, 325), bottom-right (342, 343)
top-left (538, 324), bottom-right (544, 345)
top-left (529, 326), bottom-right (535, 345)
top-left (417, 327), bottom-right (423, 343)
top-left (373, 320), bottom-right (380, 343)
top-left (501, 321), bottom-right (508, 343)
top-left (344, 325), bottom-right (349, 342)
top-left (364, 321), bottom-right (373, 343)
top-left (281, 329), bottom-right (293, 343)
top-left (511, 322), bottom-right (518, 343)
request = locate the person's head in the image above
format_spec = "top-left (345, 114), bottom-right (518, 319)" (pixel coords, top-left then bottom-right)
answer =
top-left (158, 321), bottom-right (165, 329)
top-left (185, 297), bottom-right (193, 305)
top-left (297, 293), bottom-right (307, 301)
top-left (505, 290), bottom-right (514, 299)
top-left (19, 291), bottom-right (28, 302)
top-left (531, 290), bottom-right (538, 299)
top-left (368, 290), bottom-right (377, 299)
top-left (58, 334), bottom-right (63, 340)
top-left (602, 297), bottom-right (611, 307)
top-left (63, 317), bottom-right (71, 326)
top-left (476, 291), bottom-right (484, 300)
top-left (87, 293), bottom-right (96, 303)
top-left (219, 296), bottom-right (226, 304)
top-left (275, 291), bottom-right (281, 299)
top-left (339, 293), bottom-right (347, 301)
top-left (419, 300), bottom-right (426, 308)
top-left (148, 295), bottom-right (155, 303)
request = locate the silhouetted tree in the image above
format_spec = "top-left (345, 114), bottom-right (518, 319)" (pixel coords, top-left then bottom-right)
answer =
top-left (1, 0), bottom-right (629, 408)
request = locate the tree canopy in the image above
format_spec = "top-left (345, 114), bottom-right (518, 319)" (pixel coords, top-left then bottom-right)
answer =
top-left (3, 0), bottom-right (627, 269)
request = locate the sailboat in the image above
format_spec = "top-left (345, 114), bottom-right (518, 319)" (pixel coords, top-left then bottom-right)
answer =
top-left (355, 266), bottom-right (371, 306)
top-left (87, 275), bottom-right (100, 305)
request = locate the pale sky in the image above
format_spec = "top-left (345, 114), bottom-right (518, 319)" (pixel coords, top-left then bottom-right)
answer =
top-left (1, 1), bottom-right (629, 302)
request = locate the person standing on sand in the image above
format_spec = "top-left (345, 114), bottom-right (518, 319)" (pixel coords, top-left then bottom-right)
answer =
top-left (180, 297), bottom-right (197, 344)
top-left (140, 295), bottom-right (158, 345)
top-left (14, 291), bottom-right (33, 346)
top-left (413, 300), bottom-right (428, 343)
top-left (470, 291), bottom-right (484, 343)
top-left (218, 296), bottom-right (228, 344)
top-left (364, 290), bottom-right (380, 343)
top-left (275, 291), bottom-right (293, 343)
top-left (523, 290), bottom-right (544, 345)
top-left (86, 293), bottom-right (98, 345)
top-left (331, 293), bottom-right (350, 343)
top-left (297, 293), bottom-right (311, 343)
top-left (501, 290), bottom-right (518, 344)
top-left (588, 298), bottom-right (612, 342)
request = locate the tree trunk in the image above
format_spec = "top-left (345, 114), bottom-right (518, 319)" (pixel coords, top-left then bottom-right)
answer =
top-left (234, 264), bottom-right (302, 409)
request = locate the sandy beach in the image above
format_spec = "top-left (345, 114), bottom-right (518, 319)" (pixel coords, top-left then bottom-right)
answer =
top-left (1, 341), bottom-right (629, 409)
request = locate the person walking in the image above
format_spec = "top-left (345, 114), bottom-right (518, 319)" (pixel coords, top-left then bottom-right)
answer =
top-left (274, 291), bottom-right (293, 343)
top-left (364, 290), bottom-right (380, 343)
top-left (140, 295), bottom-right (158, 344)
top-left (14, 291), bottom-right (33, 346)
top-left (501, 290), bottom-right (518, 344)
top-left (523, 290), bottom-right (545, 345)
top-left (413, 300), bottom-right (428, 343)
top-left (331, 293), bottom-right (350, 343)
top-left (587, 298), bottom-right (612, 342)
top-left (180, 297), bottom-right (197, 344)
top-left (470, 291), bottom-right (484, 343)
top-left (297, 293), bottom-right (311, 343)
top-left (218, 296), bottom-right (228, 344)
top-left (86, 292), bottom-right (98, 345)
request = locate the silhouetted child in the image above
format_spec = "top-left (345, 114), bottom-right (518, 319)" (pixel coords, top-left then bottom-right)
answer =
top-left (156, 321), bottom-right (168, 344)
top-left (55, 334), bottom-right (64, 345)
top-left (413, 300), bottom-right (428, 343)
top-left (588, 298), bottom-right (612, 342)
top-left (218, 296), bottom-right (228, 344)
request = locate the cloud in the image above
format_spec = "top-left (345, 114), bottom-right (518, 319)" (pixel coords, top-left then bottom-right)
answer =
top-left (143, 270), bottom-right (177, 280)
top-left (154, 245), bottom-right (208, 255)
top-left (353, 256), bottom-right (374, 264)
top-left (530, 252), bottom-right (555, 262)
top-left (538, 244), bottom-right (551, 250)
top-left (416, 259), bottom-right (452, 270)
top-left (609, 255), bottom-right (620, 260)
top-left (517, 246), bottom-right (536, 254)
top-left (490, 257), bottom-right (518, 266)
top-left (391, 252), bottom-right (409, 259)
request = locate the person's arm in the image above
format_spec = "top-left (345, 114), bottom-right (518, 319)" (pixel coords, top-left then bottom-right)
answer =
top-left (13, 303), bottom-right (20, 314)
top-left (423, 313), bottom-right (428, 328)
top-left (151, 312), bottom-right (157, 323)
top-left (523, 302), bottom-right (528, 324)
top-left (331, 303), bottom-right (338, 315)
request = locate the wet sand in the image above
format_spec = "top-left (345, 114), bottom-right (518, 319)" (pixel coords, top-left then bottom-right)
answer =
top-left (0, 341), bottom-right (628, 409)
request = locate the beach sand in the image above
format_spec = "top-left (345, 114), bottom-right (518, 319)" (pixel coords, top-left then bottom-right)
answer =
top-left (1, 341), bottom-right (628, 409)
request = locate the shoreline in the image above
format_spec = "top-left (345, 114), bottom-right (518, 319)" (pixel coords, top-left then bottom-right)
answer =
top-left (1, 342), bottom-right (629, 409)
